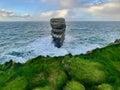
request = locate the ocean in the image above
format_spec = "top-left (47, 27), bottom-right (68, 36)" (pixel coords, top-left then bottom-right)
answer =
top-left (0, 21), bottom-right (120, 63)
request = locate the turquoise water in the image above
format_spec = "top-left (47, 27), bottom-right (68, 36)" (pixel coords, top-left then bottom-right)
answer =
top-left (0, 21), bottom-right (120, 63)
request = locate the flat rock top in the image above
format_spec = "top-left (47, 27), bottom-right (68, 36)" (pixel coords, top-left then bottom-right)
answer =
top-left (50, 18), bottom-right (65, 24)
top-left (50, 18), bottom-right (66, 29)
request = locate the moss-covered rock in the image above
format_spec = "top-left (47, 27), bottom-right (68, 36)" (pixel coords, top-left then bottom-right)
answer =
top-left (1, 77), bottom-right (27, 90)
top-left (63, 58), bottom-right (107, 85)
top-left (48, 62), bottom-right (67, 90)
top-left (96, 83), bottom-right (114, 90)
top-left (33, 86), bottom-right (52, 90)
top-left (64, 81), bottom-right (85, 90)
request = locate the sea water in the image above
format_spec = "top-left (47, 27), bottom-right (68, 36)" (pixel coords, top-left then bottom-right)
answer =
top-left (0, 21), bottom-right (120, 63)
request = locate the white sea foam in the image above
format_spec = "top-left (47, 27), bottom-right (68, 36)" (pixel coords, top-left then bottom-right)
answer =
top-left (0, 35), bottom-right (100, 63)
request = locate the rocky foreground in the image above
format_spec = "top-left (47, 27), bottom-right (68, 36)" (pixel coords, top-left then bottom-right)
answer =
top-left (0, 42), bottom-right (120, 90)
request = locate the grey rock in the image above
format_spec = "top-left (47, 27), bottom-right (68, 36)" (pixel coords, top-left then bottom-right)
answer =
top-left (50, 18), bottom-right (66, 48)
top-left (109, 39), bottom-right (120, 45)
top-left (114, 39), bottom-right (120, 44)
top-left (50, 18), bottom-right (66, 29)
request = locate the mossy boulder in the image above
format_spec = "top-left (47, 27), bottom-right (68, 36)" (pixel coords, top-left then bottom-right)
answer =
top-left (96, 83), bottom-right (114, 90)
top-left (64, 58), bottom-right (107, 85)
top-left (64, 81), bottom-right (85, 90)
top-left (48, 62), bottom-right (67, 90)
top-left (33, 86), bottom-right (52, 90)
top-left (1, 77), bottom-right (27, 90)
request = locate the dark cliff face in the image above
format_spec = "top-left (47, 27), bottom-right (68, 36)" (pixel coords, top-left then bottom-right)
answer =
top-left (50, 18), bottom-right (66, 48)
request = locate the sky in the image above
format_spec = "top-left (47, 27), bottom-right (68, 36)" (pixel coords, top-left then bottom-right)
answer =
top-left (0, 0), bottom-right (120, 21)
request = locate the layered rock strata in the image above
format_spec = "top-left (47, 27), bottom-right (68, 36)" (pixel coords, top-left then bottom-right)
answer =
top-left (50, 18), bottom-right (66, 48)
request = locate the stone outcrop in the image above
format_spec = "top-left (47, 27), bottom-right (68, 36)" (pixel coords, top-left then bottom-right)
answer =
top-left (50, 18), bottom-right (66, 48)
top-left (114, 39), bottom-right (120, 44)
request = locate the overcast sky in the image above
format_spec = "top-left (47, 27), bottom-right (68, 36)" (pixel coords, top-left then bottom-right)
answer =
top-left (0, 0), bottom-right (120, 21)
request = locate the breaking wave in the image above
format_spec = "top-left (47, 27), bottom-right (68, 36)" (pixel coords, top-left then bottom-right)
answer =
top-left (0, 35), bottom-right (100, 63)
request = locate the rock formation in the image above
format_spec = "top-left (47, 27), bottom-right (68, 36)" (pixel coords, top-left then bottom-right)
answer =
top-left (114, 39), bottom-right (120, 44)
top-left (50, 18), bottom-right (66, 48)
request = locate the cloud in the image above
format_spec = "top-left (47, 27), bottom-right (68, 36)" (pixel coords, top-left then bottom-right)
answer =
top-left (0, 9), bottom-right (15, 17)
top-left (20, 14), bottom-right (31, 18)
top-left (41, 0), bottom-right (56, 3)
top-left (40, 0), bottom-right (107, 9)
top-left (0, 9), bottom-right (31, 21)
top-left (60, 0), bottom-right (77, 8)
top-left (39, 9), bottom-right (68, 20)
top-left (88, 1), bottom-right (120, 14)
top-left (38, 8), bottom-right (92, 21)
top-left (1, 0), bottom-right (120, 21)
top-left (39, 0), bottom-right (120, 21)
top-left (87, 0), bottom-right (120, 20)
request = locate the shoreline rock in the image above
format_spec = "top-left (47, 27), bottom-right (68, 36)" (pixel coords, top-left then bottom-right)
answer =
top-left (114, 39), bottom-right (120, 44)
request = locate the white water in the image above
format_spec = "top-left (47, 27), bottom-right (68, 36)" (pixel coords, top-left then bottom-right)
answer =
top-left (1, 35), bottom-right (100, 63)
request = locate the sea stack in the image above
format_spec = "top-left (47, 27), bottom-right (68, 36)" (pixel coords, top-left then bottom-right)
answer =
top-left (50, 18), bottom-right (66, 48)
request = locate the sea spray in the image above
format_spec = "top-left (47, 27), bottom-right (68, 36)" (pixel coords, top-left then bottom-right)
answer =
top-left (0, 35), bottom-right (101, 63)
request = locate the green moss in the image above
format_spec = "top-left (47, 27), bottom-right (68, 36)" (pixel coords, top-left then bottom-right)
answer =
top-left (1, 77), bottom-right (27, 90)
top-left (47, 62), bottom-right (67, 90)
top-left (112, 61), bottom-right (120, 72)
top-left (96, 83), bottom-right (114, 90)
top-left (63, 58), bottom-right (107, 85)
top-left (64, 81), bottom-right (85, 90)
top-left (48, 70), bottom-right (67, 90)
top-left (33, 86), bottom-right (52, 90)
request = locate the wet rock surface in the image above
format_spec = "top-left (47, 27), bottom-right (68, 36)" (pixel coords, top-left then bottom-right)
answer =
top-left (50, 18), bottom-right (66, 48)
